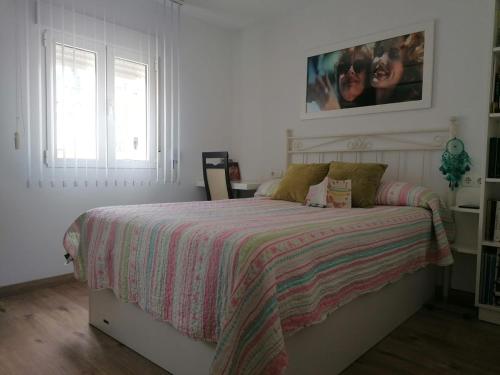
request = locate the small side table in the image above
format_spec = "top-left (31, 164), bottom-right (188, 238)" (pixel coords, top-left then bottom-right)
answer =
top-left (443, 205), bottom-right (480, 300)
top-left (195, 180), bottom-right (260, 198)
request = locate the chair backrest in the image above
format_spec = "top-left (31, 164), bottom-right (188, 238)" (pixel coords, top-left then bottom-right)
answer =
top-left (202, 152), bottom-right (233, 200)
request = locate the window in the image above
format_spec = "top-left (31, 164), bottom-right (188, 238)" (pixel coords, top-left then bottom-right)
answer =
top-left (16, 0), bottom-right (181, 187)
top-left (114, 58), bottom-right (148, 162)
top-left (46, 33), bottom-right (156, 169)
top-left (106, 45), bottom-right (155, 169)
top-left (55, 44), bottom-right (98, 160)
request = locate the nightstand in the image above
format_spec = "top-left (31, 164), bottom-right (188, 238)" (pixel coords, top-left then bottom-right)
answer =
top-left (450, 205), bottom-right (480, 256)
top-left (442, 205), bottom-right (480, 300)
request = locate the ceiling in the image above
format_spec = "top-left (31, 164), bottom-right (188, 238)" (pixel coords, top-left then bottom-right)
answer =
top-left (183, 0), bottom-right (327, 29)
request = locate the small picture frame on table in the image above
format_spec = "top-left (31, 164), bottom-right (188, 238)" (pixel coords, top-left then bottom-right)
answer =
top-left (229, 161), bottom-right (241, 181)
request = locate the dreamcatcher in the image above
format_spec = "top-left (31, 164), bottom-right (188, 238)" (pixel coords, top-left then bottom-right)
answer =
top-left (439, 136), bottom-right (471, 190)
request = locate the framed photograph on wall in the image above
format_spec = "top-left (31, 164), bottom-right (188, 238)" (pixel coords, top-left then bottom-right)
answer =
top-left (301, 21), bottom-right (434, 120)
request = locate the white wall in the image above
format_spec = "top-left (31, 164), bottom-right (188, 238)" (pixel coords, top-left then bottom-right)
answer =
top-left (230, 0), bottom-right (492, 292)
top-left (0, 0), bottom-right (234, 286)
top-left (231, 0), bottom-right (491, 181)
top-left (1, 0), bottom-right (491, 291)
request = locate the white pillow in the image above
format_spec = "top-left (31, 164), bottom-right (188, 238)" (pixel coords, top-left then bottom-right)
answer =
top-left (254, 179), bottom-right (282, 197)
top-left (305, 177), bottom-right (352, 208)
top-left (304, 177), bottom-right (329, 207)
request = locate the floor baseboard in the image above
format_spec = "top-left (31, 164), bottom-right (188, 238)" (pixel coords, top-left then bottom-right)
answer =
top-left (0, 273), bottom-right (75, 298)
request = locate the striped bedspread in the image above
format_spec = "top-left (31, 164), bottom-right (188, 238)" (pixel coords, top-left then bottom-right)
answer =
top-left (63, 197), bottom-right (453, 375)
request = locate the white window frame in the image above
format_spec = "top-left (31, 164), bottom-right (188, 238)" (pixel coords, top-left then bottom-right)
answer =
top-left (43, 30), bottom-right (157, 170)
top-left (44, 30), bottom-right (107, 168)
top-left (106, 45), bottom-right (157, 169)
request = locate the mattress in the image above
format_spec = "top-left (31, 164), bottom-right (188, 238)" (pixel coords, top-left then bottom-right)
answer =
top-left (63, 197), bottom-right (453, 375)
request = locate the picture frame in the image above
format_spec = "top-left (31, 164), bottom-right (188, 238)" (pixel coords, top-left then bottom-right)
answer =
top-left (301, 20), bottom-right (434, 120)
top-left (228, 161), bottom-right (241, 181)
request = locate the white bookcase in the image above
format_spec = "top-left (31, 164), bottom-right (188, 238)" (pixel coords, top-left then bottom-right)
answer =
top-left (476, 0), bottom-right (500, 325)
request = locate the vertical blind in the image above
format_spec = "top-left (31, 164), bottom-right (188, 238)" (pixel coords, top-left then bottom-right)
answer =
top-left (14, 0), bottom-right (182, 188)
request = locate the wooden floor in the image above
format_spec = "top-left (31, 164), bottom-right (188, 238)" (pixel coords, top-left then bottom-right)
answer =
top-left (1, 282), bottom-right (500, 375)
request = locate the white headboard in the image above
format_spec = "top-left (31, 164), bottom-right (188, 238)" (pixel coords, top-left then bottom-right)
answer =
top-left (286, 125), bottom-right (452, 199)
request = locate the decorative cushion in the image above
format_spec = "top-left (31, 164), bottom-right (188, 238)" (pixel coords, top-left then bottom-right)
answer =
top-left (375, 181), bottom-right (437, 207)
top-left (254, 178), bottom-right (282, 197)
top-left (375, 181), bottom-right (455, 243)
top-left (304, 177), bottom-right (329, 207)
top-left (327, 179), bottom-right (352, 208)
top-left (305, 177), bottom-right (352, 208)
top-left (272, 163), bottom-right (330, 203)
top-left (328, 161), bottom-right (387, 208)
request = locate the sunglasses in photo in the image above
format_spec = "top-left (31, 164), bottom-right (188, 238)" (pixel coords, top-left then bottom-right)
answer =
top-left (337, 60), bottom-right (369, 75)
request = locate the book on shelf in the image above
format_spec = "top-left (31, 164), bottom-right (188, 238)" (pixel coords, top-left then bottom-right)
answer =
top-left (489, 138), bottom-right (500, 178)
top-left (494, 252), bottom-right (498, 305)
top-left (490, 252), bottom-right (496, 305)
top-left (479, 252), bottom-right (488, 304)
top-left (480, 251), bottom-right (487, 303)
top-left (480, 251), bottom-right (488, 304)
top-left (489, 138), bottom-right (497, 177)
top-left (495, 73), bottom-right (500, 111)
top-left (497, 9), bottom-right (500, 48)
top-left (480, 250), bottom-right (499, 306)
top-left (485, 200), bottom-right (498, 241)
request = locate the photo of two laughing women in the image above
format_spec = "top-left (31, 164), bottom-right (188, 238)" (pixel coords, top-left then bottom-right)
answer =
top-left (306, 31), bottom-right (425, 113)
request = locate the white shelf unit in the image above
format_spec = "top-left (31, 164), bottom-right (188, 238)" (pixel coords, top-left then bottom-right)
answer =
top-left (476, 0), bottom-right (500, 324)
top-left (451, 207), bottom-right (480, 256)
top-left (479, 303), bottom-right (500, 311)
top-left (478, 302), bottom-right (500, 324)
top-left (452, 246), bottom-right (478, 256)
top-left (482, 240), bottom-right (500, 248)
top-left (450, 206), bottom-right (480, 214)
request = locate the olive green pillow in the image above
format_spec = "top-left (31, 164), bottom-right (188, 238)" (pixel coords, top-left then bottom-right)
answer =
top-left (328, 161), bottom-right (387, 208)
top-left (272, 163), bottom-right (330, 203)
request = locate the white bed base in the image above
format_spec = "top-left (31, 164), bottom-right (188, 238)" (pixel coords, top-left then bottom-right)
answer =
top-left (90, 266), bottom-right (436, 375)
top-left (89, 126), bottom-right (453, 374)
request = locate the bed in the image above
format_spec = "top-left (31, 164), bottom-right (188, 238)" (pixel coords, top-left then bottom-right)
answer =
top-left (63, 127), bottom-right (454, 375)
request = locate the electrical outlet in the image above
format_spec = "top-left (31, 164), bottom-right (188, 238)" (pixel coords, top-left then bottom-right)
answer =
top-left (462, 174), bottom-right (481, 187)
top-left (270, 169), bottom-right (283, 178)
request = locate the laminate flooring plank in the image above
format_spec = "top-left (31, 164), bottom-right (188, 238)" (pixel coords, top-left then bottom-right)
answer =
top-left (2, 281), bottom-right (500, 375)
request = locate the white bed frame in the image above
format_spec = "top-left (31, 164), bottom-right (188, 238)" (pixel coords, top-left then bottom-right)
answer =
top-left (89, 125), bottom-right (453, 375)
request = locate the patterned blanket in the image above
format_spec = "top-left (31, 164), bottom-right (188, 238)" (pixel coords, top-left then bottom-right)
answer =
top-left (63, 196), bottom-right (453, 375)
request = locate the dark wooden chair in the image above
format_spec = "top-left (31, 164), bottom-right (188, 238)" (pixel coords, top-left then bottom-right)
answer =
top-left (202, 152), bottom-right (233, 200)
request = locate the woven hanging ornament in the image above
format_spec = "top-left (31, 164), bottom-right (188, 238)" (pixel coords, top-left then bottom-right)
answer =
top-left (439, 137), bottom-right (471, 190)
